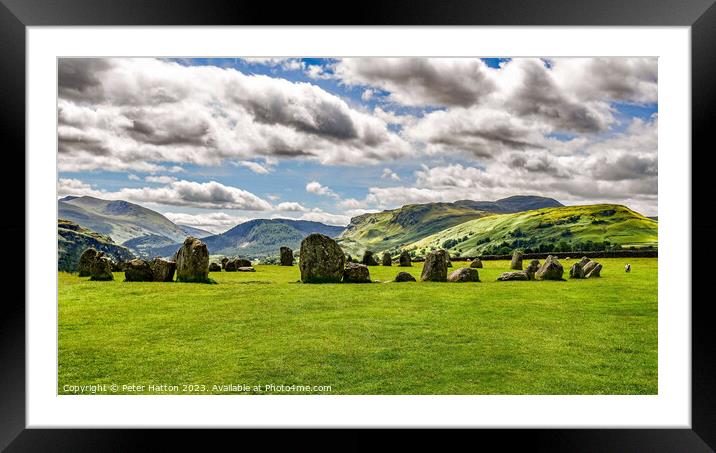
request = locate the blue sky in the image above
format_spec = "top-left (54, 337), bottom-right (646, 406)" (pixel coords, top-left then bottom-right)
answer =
top-left (58, 57), bottom-right (658, 232)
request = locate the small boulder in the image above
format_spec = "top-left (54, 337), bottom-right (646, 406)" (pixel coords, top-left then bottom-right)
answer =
top-left (569, 262), bottom-right (585, 279)
top-left (381, 252), bottom-right (392, 266)
top-left (497, 271), bottom-right (529, 281)
top-left (235, 258), bottom-right (252, 268)
top-left (78, 248), bottom-right (98, 277)
top-left (343, 262), bottom-right (371, 283)
top-left (579, 256), bottom-right (591, 268)
top-left (280, 247), bottom-right (294, 266)
top-left (175, 237), bottom-right (210, 283)
top-left (237, 267), bottom-right (256, 272)
top-left (394, 271), bottom-right (416, 282)
top-left (469, 258), bottom-right (483, 269)
top-left (209, 262), bottom-right (221, 272)
top-left (535, 255), bottom-right (564, 280)
top-left (150, 257), bottom-right (176, 282)
top-left (221, 257), bottom-right (229, 269)
top-left (585, 262), bottom-right (602, 278)
top-left (525, 259), bottom-right (540, 280)
top-left (89, 255), bottom-right (114, 281)
top-left (361, 251), bottom-right (379, 266)
top-left (399, 251), bottom-right (412, 267)
top-left (224, 260), bottom-right (238, 272)
top-left (299, 233), bottom-right (345, 283)
top-left (447, 267), bottom-right (480, 282)
top-left (582, 260), bottom-right (597, 275)
top-left (510, 250), bottom-right (524, 270)
top-left (124, 259), bottom-right (153, 281)
top-left (111, 260), bottom-right (127, 272)
top-left (421, 249), bottom-right (449, 282)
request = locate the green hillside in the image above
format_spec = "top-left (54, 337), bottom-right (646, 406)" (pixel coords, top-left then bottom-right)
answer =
top-left (58, 219), bottom-right (134, 272)
top-left (337, 204), bottom-right (488, 256)
top-left (405, 204), bottom-right (658, 258)
top-left (336, 196), bottom-right (563, 256)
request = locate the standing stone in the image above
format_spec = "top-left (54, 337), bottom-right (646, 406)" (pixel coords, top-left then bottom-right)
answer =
top-left (280, 247), bottom-right (294, 266)
top-left (394, 271), bottom-right (416, 282)
top-left (124, 258), bottom-right (153, 282)
top-left (582, 260), bottom-right (597, 275)
top-left (381, 252), bottom-right (392, 266)
top-left (175, 237), bottom-right (210, 283)
top-left (569, 262), bottom-right (585, 279)
top-left (299, 233), bottom-right (345, 283)
top-left (224, 260), bottom-right (238, 272)
top-left (111, 260), bottom-right (127, 272)
top-left (470, 258), bottom-right (483, 269)
top-left (237, 267), bottom-right (256, 272)
top-left (510, 250), bottom-right (524, 270)
top-left (447, 267), bottom-right (480, 282)
top-left (150, 257), bottom-right (176, 281)
top-left (89, 255), bottom-right (114, 281)
top-left (78, 248), bottom-right (98, 277)
top-left (535, 255), bottom-right (564, 280)
top-left (399, 251), bottom-right (412, 267)
top-left (579, 256), bottom-right (591, 268)
top-left (497, 271), bottom-right (529, 281)
top-left (585, 262), bottom-right (602, 278)
top-left (361, 250), bottom-right (379, 266)
top-left (421, 249), bottom-right (449, 282)
top-left (343, 262), bottom-right (371, 283)
top-left (221, 257), bottom-right (229, 269)
top-left (525, 259), bottom-right (540, 280)
top-left (235, 258), bottom-right (252, 268)
top-left (209, 262), bottom-right (221, 272)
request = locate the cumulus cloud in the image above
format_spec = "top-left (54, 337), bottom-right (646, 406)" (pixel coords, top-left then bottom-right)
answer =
top-left (234, 160), bottom-right (273, 174)
top-left (275, 202), bottom-right (307, 212)
top-left (58, 58), bottom-right (411, 172)
top-left (381, 168), bottom-right (401, 181)
top-left (145, 175), bottom-right (178, 184)
top-left (306, 181), bottom-right (338, 198)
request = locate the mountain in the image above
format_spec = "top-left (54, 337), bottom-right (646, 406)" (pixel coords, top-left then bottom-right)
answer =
top-left (177, 224), bottom-right (212, 238)
top-left (144, 218), bottom-right (345, 259)
top-left (58, 196), bottom-right (189, 245)
top-left (404, 204), bottom-right (657, 257)
top-left (58, 219), bottom-right (134, 272)
top-left (337, 195), bottom-right (563, 256)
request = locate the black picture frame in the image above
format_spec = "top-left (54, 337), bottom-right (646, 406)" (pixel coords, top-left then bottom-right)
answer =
top-left (2, 0), bottom-right (713, 450)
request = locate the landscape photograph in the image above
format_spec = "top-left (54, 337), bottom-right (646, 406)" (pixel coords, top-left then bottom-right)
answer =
top-left (57, 56), bottom-right (658, 395)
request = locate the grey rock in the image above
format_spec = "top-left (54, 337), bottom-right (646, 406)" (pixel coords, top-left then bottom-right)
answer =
top-left (175, 237), bottom-right (210, 283)
top-left (343, 262), bottom-right (371, 283)
top-left (447, 267), bottom-right (480, 282)
top-left (299, 233), bottom-right (345, 283)
top-left (421, 249), bottom-right (449, 282)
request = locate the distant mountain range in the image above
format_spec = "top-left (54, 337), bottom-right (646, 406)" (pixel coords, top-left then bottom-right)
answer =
top-left (146, 218), bottom-right (345, 259)
top-left (56, 194), bottom-right (656, 264)
top-left (337, 195), bottom-right (563, 256)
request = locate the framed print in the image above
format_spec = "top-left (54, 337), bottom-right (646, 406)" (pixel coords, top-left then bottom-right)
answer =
top-left (2, 0), bottom-right (715, 450)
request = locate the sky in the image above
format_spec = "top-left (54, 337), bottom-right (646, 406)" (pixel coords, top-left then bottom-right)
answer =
top-left (57, 57), bottom-right (658, 233)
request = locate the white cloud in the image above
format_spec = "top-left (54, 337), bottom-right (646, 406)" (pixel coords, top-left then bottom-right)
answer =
top-left (162, 211), bottom-right (249, 234)
top-left (275, 202), bottom-right (307, 212)
top-left (381, 168), bottom-right (401, 181)
top-left (127, 174), bottom-right (140, 181)
top-left (58, 58), bottom-right (411, 172)
top-left (305, 180), bottom-right (338, 198)
top-left (145, 175), bottom-right (178, 184)
top-left (233, 160), bottom-right (273, 174)
top-left (58, 178), bottom-right (105, 198)
top-left (361, 89), bottom-right (374, 102)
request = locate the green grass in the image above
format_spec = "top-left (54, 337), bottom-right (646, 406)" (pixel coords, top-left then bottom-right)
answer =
top-left (58, 258), bottom-right (657, 395)
top-left (408, 204), bottom-right (658, 256)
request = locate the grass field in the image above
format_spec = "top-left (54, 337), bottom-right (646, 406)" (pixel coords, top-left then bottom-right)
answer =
top-left (58, 258), bottom-right (657, 395)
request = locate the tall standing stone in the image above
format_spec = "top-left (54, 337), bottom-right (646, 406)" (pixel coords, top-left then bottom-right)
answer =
top-left (361, 250), bottom-right (379, 266)
top-left (399, 251), bottom-right (412, 267)
top-left (510, 250), bottom-right (524, 270)
top-left (175, 237), bottom-right (210, 283)
top-left (280, 246), bottom-right (294, 266)
top-left (381, 252), bottom-right (392, 266)
top-left (421, 249), bottom-right (449, 282)
top-left (221, 257), bottom-right (229, 269)
top-left (78, 248), bottom-right (98, 277)
top-left (299, 233), bottom-right (345, 283)
top-left (569, 262), bottom-right (585, 279)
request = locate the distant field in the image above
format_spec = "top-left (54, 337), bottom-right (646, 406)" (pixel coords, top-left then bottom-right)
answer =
top-left (58, 258), bottom-right (657, 395)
